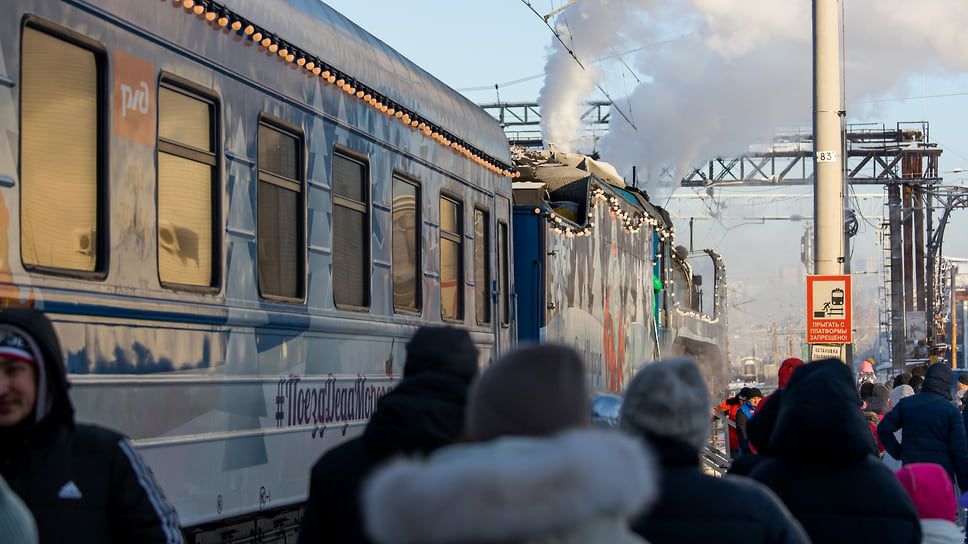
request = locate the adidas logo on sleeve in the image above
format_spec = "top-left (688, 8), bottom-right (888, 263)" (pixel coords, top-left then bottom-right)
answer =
top-left (57, 480), bottom-right (83, 500)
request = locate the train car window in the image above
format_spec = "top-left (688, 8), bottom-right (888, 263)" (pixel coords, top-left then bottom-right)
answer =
top-left (499, 221), bottom-right (510, 326)
top-left (391, 175), bottom-right (420, 313)
top-left (257, 122), bottom-right (304, 300)
top-left (332, 152), bottom-right (370, 309)
top-left (440, 195), bottom-right (463, 321)
top-left (157, 85), bottom-right (217, 289)
top-left (474, 208), bottom-right (490, 325)
top-left (21, 27), bottom-right (102, 273)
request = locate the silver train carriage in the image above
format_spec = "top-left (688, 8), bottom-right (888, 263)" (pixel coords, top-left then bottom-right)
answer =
top-left (0, 0), bottom-right (514, 537)
top-left (510, 147), bottom-right (729, 402)
top-left (0, 0), bottom-right (728, 540)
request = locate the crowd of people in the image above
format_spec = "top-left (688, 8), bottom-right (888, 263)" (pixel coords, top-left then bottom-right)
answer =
top-left (4, 309), bottom-right (968, 543)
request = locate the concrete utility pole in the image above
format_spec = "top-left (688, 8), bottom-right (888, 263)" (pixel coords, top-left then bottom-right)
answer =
top-left (813, 0), bottom-right (844, 278)
top-left (812, 0), bottom-right (849, 362)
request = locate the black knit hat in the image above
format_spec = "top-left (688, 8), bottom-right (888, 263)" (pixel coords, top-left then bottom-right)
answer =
top-left (872, 384), bottom-right (890, 400)
top-left (958, 373), bottom-right (968, 386)
top-left (403, 325), bottom-right (479, 384)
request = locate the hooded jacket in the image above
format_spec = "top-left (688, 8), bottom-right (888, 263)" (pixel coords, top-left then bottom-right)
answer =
top-left (755, 358), bottom-right (803, 433)
top-left (878, 363), bottom-right (968, 490)
top-left (298, 371), bottom-right (471, 544)
top-left (895, 463), bottom-right (964, 544)
top-left (777, 358), bottom-right (805, 389)
top-left (630, 436), bottom-right (809, 544)
top-left (361, 428), bottom-right (654, 544)
top-left (749, 358), bottom-right (921, 544)
top-left (0, 308), bottom-right (182, 544)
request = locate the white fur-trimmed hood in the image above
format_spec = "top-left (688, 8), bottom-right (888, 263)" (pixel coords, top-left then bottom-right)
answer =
top-left (362, 427), bottom-right (657, 544)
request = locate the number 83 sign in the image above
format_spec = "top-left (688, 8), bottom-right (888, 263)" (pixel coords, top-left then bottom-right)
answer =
top-left (817, 151), bottom-right (837, 162)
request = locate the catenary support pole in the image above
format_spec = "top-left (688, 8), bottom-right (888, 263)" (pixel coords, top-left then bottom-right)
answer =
top-left (813, 0), bottom-right (844, 277)
top-left (812, 0), bottom-right (848, 360)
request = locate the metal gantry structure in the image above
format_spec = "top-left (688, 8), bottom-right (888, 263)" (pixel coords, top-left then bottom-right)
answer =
top-left (680, 123), bottom-right (942, 187)
top-left (480, 100), bottom-right (962, 370)
top-left (478, 101), bottom-right (612, 149)
top-left (674, 125), bottom-right (966, 369)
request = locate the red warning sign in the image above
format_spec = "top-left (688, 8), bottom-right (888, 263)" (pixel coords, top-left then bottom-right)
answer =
top-left (806, 275), bottom-right (852, 344)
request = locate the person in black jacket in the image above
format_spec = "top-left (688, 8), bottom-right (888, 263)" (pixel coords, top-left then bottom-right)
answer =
top-left (749, 358), bottom-right (921, 544)
top-left (734, 387), bottom-right (762, 456)
top-left (297, 325), bottom-right (479, 544)
top-left (621, 357), bottom-right (810, 544)
top-left (0, 308), bottom-right (183, 543)
top-left (879, 362), bottom-right (968, 492)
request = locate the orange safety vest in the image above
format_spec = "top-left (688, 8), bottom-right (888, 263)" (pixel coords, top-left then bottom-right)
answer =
top-left (716, 398), bottom-right (742, 450)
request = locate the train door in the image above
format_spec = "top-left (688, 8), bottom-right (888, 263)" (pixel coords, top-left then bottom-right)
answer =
top-left (493, 195), bottom-right (513, 357)
top-left (512, 206), bottom-right (545, 342)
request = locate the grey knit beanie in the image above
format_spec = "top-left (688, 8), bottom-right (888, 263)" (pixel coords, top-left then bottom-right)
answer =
top-left (620, 357), bottom-right (711, 451)
top-left (889, 384), bottom-right (914, 408)
top-left (465, 343), bottom-right (589, 442)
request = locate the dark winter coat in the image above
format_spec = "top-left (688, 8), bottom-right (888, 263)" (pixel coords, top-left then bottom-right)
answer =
top-left (962, 403), bottom-right (968, 453)
top-left (726, 388), bottom-right (785, 476)
top-left (878, 363), bottom-right (968, 490)
top-left (0, 308), bottom-right (182, 544)
top-left (630, 436), bottom-right (809, 544)
top-left (749, 358), bottom-right (921, 544)
top-left (298, 371), bottom-right (470, 544)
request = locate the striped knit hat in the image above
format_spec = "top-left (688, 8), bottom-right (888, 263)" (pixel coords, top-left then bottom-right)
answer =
top-left (0, 331), bottom-right (36, 365)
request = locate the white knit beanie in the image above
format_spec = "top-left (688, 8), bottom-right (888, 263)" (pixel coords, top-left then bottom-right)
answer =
top-left (620, 357), bottom-right (711, 450)
top-left (889, 384), bottom-right (915, 408)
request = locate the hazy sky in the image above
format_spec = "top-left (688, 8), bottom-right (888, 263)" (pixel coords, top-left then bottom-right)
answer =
top-left (322, 0), bottom-right (968, 361)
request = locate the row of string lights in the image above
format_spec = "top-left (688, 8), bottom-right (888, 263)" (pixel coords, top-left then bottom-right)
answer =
top-left (164, 0), bottom-right (517, 178)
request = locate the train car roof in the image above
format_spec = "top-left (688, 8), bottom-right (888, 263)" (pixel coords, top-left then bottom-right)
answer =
top-left (225, 0), bottom-right (510, 164)
top-left (511, 146), bottom-right (672, 227)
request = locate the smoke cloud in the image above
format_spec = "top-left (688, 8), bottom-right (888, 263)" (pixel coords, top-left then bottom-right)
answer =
top-left (537, 0), bottom-right (968, 189)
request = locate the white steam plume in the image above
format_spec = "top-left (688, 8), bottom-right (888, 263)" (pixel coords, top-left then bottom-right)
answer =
top-left (537, 0), bottom-right (968, 189)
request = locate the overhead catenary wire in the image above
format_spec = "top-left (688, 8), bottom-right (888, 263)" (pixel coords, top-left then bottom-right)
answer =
top-left (519, 0), bottom-right (637, 131)
top-left (520, 0), bottom-right (585, 70)
top-left (457, 73), bottom-right (545, 93)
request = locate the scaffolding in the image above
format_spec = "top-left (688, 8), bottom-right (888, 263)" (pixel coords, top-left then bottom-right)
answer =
top-left (878, 216), bottom-right (893, 366)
